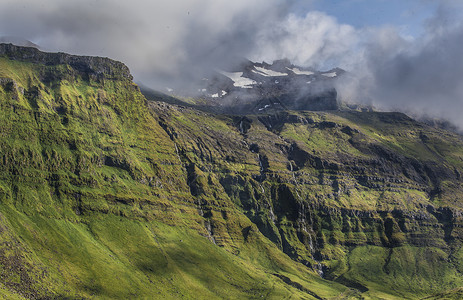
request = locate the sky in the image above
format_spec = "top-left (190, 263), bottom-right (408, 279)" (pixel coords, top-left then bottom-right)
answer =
top-left (1, 0), bottom-right (463, 128)
top-left (298, 0), bottom-right (438, 36)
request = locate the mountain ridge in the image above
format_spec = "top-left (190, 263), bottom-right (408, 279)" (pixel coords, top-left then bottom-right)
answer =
top-left (0, 43), bottom-right (132, 81)
top-left (147, 58), bottom-right (344, 115)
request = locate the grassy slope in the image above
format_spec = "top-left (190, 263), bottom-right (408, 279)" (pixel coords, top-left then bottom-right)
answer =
top-left (2, 206), bottom-right (350, 299)
top-left (149, 104), bottom-right (463, 299)
top-left (0, 55), bottom-right (353, 299)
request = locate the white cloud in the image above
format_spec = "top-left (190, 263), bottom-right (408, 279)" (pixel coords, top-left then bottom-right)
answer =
top-left (251, 11), bottom-right (359, 70)
top-left (0, 0), bottom-right (283, 87)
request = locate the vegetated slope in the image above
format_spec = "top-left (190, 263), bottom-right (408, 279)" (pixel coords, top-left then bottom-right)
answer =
top-left (150, 103), bottom-right (463, 299)
top-left (0, 44), bottom-right (463, 299)
top-left (0, 43), bottom-right (348, 299)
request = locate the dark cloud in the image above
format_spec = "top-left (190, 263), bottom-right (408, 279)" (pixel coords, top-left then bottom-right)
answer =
top-left (336, 2), bottom-right (463, 129)
top-left (372, 25), bottom-right (463, 116)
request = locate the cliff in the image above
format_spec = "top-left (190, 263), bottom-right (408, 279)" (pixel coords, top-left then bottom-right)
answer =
top-left (0, 43), bottom-right (132, 81)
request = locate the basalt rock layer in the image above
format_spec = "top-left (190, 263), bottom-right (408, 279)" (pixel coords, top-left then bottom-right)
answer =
top-left (0, 45), bottom-right (463, 299)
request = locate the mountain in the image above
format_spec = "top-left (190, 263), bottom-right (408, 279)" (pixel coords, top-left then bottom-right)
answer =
top-left (143, 58), bottom-right (344, 114)
top-left (0, 37), bottom-right (39, 49)
top-left (1, 43), bottom-right (463, 299)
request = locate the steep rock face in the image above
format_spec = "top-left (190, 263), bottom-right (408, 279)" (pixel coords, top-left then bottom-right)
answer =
top-left (150, 103), bottom-right (463, 297)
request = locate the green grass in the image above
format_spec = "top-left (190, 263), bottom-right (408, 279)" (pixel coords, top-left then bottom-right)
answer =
top-left (0, 204), bottom-right (351, 299)
top-left (336, 245), bottom-right (463, 299)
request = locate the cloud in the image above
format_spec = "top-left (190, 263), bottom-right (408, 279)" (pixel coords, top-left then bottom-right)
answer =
top-left (256, 3), bottom-right (463, 130)
top-left (0, 0), bottom-right (285, 88)
top-left (250, 11), bottom-right (359, 70)
top-left (335, 1), bottom-right (463, 129)
top-left (372, 25), bottom-right (463, 128)
top-left (1, 0), bottom-right (463, 128)
top-left (253, 1), bottom-right (463, 129)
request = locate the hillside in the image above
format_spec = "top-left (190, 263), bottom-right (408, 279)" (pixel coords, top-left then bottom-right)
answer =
top-left (1, 44), bottom-right (463, 299)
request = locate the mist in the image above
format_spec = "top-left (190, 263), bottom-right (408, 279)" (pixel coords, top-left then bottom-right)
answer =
top-left (332, 2), bottom-right (463, 130)
top-left (0, 0), bottom-right (286, 89)
top-left (1, 0), bottom-right (463, 128)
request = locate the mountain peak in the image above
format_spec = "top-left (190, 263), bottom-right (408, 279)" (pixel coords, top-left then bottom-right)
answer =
top-left (0, 36), bottom-right (39, 48)
top-left (270, 58), bottom-right (292, 69)
top-left (147, 58), bottom-right (344, 114)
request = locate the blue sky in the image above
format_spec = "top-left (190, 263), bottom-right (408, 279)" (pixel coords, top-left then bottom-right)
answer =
top-left (291, 0), bottom-right (439, 37)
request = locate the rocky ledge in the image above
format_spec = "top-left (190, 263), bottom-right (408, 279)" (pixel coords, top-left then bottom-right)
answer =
top-left (0, 43), bottom-right (132, 81)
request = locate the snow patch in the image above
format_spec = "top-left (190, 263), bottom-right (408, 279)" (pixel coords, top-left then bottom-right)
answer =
top-left (287, 67), bottom-right (314, 76)
top-left (322, 72), bottom-right (337, 78)
top-left (258, 104), bottom-right (271, 111)
top-left (253, 66), bottom-right (288, 77)
top-left (166, 87), bottom-right (173, 92)
top-left (211, 90), bottom-right (227, 98)
top-left (252, 69), bottom-right (268, 77)
top-left (220, 71), bottom-right (256, 88)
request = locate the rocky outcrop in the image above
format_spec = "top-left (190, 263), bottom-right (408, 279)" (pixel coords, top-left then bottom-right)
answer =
top-left (0, 43), bottom-right (132, 81)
